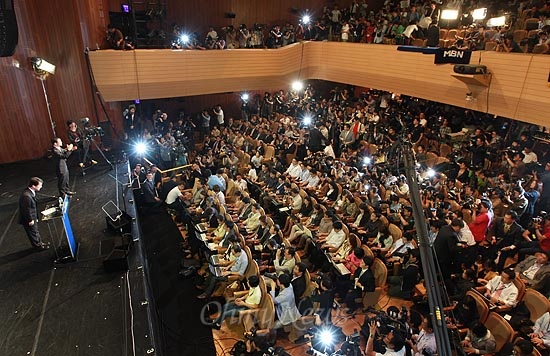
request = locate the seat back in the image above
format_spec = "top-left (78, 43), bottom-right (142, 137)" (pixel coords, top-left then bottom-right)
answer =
top-left (388, 223), bottom-right (403, 242)
top-left (513, 29), bottom-right (528, 43)
top-left (361, 244), bottom-right (374, 260)
top-left (372, 258), bottom-right (388, 288)
top-left (533, 44), bottom-right (549, 54)
top-left (513, 277), bottom-right (526, 303)
top-left (523, 288), bottom-right (550, 323)
top-left (243, 247), bottom-right (257, 280)
top-left (485, 41), bottom-right (497, 51)
top-left (445, 29), bottom-right (458, 40)
top-left (483, 312), bottom-right (514, 353)
top-left (465, 290), bottom-right (490, 324)
top-left (263, 144), bottom-right (275, 161)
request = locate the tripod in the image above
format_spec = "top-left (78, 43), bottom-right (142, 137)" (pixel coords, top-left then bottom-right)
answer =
top-left (81, 135), bottom-right (113, 175)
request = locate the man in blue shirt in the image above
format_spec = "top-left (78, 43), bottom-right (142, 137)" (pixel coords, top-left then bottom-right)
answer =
top-left (198, 244), bottom-right (248, 299)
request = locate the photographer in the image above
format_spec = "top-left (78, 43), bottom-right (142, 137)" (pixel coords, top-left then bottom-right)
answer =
top-left (407, 317), bottom-right (436, 356)
top-left (273, 245), bottom-right (296, 276)
top-left (366, 320), bottom-right (406, 356)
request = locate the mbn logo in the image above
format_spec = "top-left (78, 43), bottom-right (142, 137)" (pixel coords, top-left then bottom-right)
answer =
top-left (443, 50), bottom-right (464, 58)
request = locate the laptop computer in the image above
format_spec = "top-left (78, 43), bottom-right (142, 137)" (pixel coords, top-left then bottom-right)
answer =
top-left (333, 262), bottom-right (351, 276)
top-left (209, 263), bottom-right (222, 277)
top-left (197, 223), bottom-right (208, 233)
top-left (210, 254), bottom-right (221, 266)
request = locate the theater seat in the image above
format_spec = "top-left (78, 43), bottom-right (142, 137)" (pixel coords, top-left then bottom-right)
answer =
top-left (362, 258), bottom-right (387, 309)
top-left (523, 288), bottom-right (550, 323)
top-left (483, 312), bottom-right (514, 354)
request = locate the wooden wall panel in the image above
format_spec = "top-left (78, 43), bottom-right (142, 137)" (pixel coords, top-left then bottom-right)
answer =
top-left (88, 42), bottom-right (550, 127)
top-left (0, 0), bottom-right (112, 164)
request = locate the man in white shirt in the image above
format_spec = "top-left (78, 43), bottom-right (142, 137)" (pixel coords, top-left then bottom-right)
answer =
top-left (523, 146), bottom-right (538, 164)
top-left (213, 104), bottom-right (224, 126)
top-left (208, 275), bottom-right (261, 329)
top-left (403, 20), bottom-right (419, 45)
top-left (477, 269), bottom-right (518, 312)
top-left (235, 174), bottom-right (248, 192)
top-left (407, 317), bottom-right (436, 356)
top-left (319, 221), bottom-right (346, 252)
top-left (285, 158), bottom-right (302, 179)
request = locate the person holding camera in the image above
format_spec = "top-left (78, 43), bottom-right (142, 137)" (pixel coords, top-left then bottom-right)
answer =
top-left (407, 317), bottom-right (436, 356)
top-left (366, 320), bottom-right (406, 356)
top-left (52, 137), bottom-right (77, 197)
top-left (265, 273), bottom-right (301, 330)
top-left (273, 246), bottom-right (296, 276)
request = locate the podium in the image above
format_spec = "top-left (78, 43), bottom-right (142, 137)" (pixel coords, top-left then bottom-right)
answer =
top-left (41, 195), bottom-right (79, 262)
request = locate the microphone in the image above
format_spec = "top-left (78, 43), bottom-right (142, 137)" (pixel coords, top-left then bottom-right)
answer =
top-left (36, 192), bottom-right (60, 199)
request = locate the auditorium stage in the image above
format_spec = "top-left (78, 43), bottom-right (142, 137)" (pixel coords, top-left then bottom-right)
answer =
top-left (0, 153), bottom-right (213, 355)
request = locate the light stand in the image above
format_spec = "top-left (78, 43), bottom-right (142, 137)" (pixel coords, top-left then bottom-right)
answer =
top-left (31, 57), bottom-right (57, 137)
top-left (38, 75), bottom-right (56, 136)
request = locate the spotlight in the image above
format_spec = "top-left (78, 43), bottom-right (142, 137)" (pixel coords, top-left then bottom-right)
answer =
top-left (320, 329), bottom-right (334, 346)
top-left (427, 168), bottom-right (436, 178)
top-left (291, 81), bottom-right (303, 91)
top-left (472, 8), bottom-right (487, 20)
top-left (303, 115), bottom-right (312, 125)
top-left (363, 157), bottom-right (372, 165)
top-left (31, 57), bottom-right (56, 75)
top-left (135, 142), bottom-right (148, 155)
top-left (440, 9), bottom-right (459, 20)
top-left (302, 15), bottom-right (311, 24)
top-left (181, 34), bottom-right (190, 44)
top-left (241, 93), bottom-right (249, 101)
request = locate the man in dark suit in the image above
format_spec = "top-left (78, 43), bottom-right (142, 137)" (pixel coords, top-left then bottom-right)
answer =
top-left (491, 210), bottom-right (525, 271)
top-left (343, 255), bottom-right (376, 314)
top-left (52, 137), bottom-right (76, 197)
top-left (433, 218), bottom-right (463, 281)
top-left (141, 171), bottom-right (162, 209)
top-left (291, 262), bottom-right (310, 315)
top-left (18, 177), bottom-right (49, 250)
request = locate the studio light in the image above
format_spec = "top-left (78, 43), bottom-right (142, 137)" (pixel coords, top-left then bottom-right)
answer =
top-left (302, 15), bottom-right (311, 24)
top-left (31, 57), bottom-right (56, 75)
top-left (472, 8), bottom-right (487, 20)
top-left (31, 56), bottom-right (57, 136)
top-left (135, 142), bottom-right (148, 155)
top-left (180, 34), bottom-right (190, 44)
top-left (292, 80), bottom-right (304, 91)
top-left (441, 9), bottom-right (459, 20)
top-left (241, 93), bottom-right (249, 101)
top-left (486, 16), bottom-right (506, 27)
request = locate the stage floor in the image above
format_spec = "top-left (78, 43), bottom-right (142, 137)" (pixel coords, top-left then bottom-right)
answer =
top-left (0, 155), bottom-right (128, 355)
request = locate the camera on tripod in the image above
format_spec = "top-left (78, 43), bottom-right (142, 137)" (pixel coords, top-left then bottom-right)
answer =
top-left (78, 117), bottom-right (104, 139)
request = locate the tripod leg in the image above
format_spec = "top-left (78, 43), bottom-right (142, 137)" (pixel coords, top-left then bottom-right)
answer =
top-left (91, 139), bottom-right (113, 169)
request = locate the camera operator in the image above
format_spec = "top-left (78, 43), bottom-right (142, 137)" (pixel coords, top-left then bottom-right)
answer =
top-left (406, 316), bottom-right (436, 356)
top-left (366, 320), bottom-right (406, 356)
top-left (66, 120), bottom-right (85, 167)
